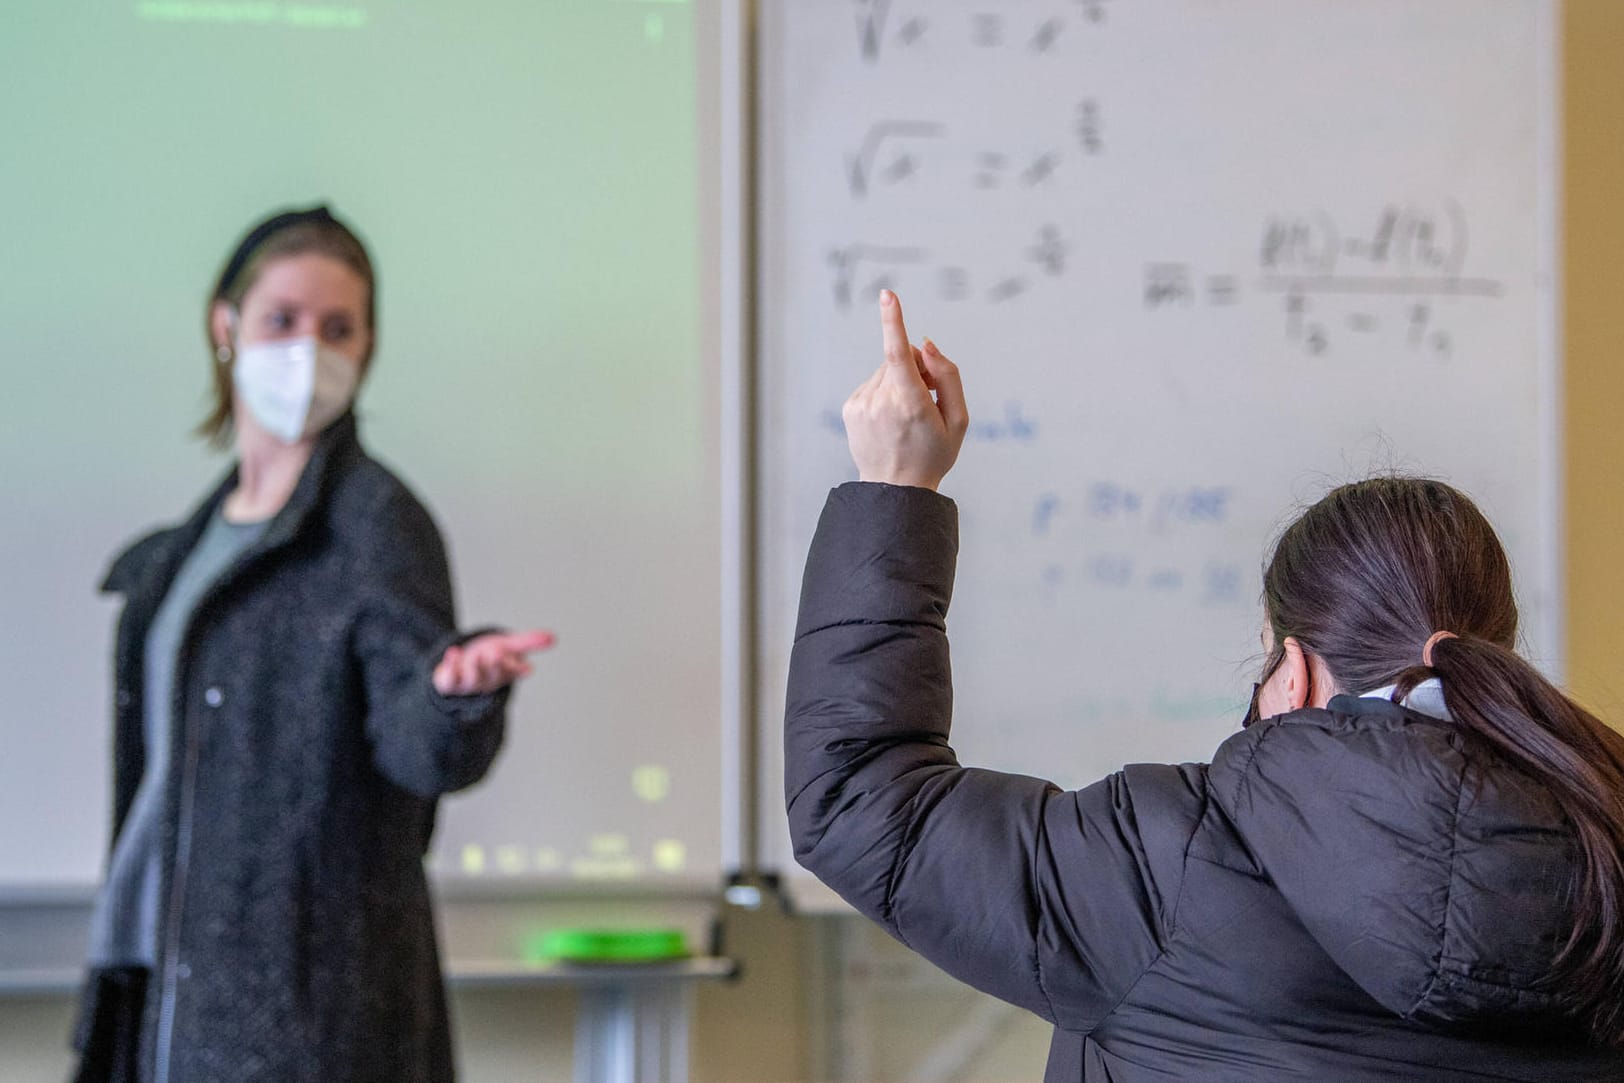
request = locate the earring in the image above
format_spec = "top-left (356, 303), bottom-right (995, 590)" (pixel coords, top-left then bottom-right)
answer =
top-left (216, 345), bottom-right (233, 364)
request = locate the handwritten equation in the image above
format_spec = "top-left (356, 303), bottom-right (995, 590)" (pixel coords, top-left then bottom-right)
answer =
top-left (854, 0), bottom-right (1114, 63)
top-left (1020, 543), bottom-right (1246, 606)
top-left (845, 106), bottom-right (1102, 197)
top-left (1007, 482), bottom-right (1246, 605)
top-left (829, 225), bottom-right (1071, 308)
top-left (1037, 482), bottom-right (1234, 532)
top-left (1032, 553), bottom-right (1246, 606)
top-left (1145, 203), bottom-right (1503, 356)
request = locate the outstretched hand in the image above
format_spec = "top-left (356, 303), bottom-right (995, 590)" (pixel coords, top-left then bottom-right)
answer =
top-left (433, 630), bottom-right (556, 697)
top-left (841, 290), bottom-right (969, 491)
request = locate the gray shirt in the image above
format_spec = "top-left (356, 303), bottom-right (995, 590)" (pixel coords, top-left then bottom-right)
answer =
top-left (88, 510), bottom-right (266, 967)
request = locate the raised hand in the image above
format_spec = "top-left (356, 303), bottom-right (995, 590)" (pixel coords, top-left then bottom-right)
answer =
top-left (433, 630), bottom-right (556, 697)
top-left (841, 290), bottom-right (969, 491)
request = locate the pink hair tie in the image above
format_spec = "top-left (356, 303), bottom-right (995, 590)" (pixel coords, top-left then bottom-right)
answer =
top-left (1422, 631), bottom-right (1458, 667)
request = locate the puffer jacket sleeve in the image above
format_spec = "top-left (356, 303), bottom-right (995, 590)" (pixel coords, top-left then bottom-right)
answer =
top-left (786, 482), bottom-right (1189, 1031)
top-left (354, 484), bottom-right (509, 798)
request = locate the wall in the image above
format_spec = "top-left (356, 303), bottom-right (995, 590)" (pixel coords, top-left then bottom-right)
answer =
top-left (1563, 0), bottom-right (1624, 723)
top-left (3, 4), bottom-right (1619, 1080)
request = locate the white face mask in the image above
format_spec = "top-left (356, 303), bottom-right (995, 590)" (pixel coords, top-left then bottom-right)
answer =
top-left (231, 336), bottom-right (360, 444)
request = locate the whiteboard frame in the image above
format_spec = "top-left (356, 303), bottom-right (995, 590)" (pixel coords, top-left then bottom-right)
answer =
top-left (1535, 2), bottom-right (1564, 679)
top-left (719, 0), bottom-right (759, 881)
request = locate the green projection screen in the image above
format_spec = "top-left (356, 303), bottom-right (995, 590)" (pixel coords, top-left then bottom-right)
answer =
top-left (0, 0), bottom-right (724, 893)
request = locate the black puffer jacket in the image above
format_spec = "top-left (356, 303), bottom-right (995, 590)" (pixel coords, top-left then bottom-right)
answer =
top-left (786, 483), bottom-right (1624, 1082)
top-left (74, 414), bottom-right (508, 1083)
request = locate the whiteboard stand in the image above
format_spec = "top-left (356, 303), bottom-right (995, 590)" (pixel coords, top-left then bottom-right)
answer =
top-left (575, 980), bottom-right (691, 1083)
top-left (454, 958), bottom-right (737, 1083)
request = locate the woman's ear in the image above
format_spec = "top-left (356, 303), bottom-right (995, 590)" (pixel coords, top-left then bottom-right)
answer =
top-left (209, 301), bottom-right (236, 357)
top-left (1278, 636), bottom-right (1315, 712)
top-left (1279, 636), bottom-right (1341, 710)
top-left (357, 328), bottom-right (377, 380)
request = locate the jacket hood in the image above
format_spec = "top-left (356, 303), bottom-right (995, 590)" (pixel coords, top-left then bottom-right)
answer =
top-left (1208, 694), bottom-right (1580, 1030)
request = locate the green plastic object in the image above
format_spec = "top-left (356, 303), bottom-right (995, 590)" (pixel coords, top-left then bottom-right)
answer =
top-left (525, 928), bottom-right (690, 964)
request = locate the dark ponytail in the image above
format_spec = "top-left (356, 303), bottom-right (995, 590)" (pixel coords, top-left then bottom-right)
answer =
top-left (1419, 636), bottom-right (1624, 1042)
top-left (1263, 477), bottom-right (1624, 1044)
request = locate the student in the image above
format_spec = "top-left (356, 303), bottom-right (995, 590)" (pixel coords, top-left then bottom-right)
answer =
top-left (73, 206), bottom-right (554, 1083)
top-left (785, 290), bottom-right (1624, 1081)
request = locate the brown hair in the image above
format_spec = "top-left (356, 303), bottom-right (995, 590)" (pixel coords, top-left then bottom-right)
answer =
top-left (198, 208), bottom-right (377, 448)
top-left (1262, 477), bottom-right (1624, 1043)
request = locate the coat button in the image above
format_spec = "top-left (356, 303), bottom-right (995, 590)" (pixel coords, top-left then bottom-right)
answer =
top-left (176, 963), bottom-right (192, 980)
top-left (116, 690), bottom-right (133, 709)
top-left (204, 687), bottom-right (224, 708)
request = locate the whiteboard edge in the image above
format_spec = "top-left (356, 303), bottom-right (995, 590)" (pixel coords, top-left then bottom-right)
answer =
top-left (719, 0), bottom-right (756, 878)
top-left (1536, 0), bottom-right (1565, 680)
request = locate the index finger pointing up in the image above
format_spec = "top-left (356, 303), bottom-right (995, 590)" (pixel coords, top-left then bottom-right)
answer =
top-left (879, 289), bottom-right (913, 368)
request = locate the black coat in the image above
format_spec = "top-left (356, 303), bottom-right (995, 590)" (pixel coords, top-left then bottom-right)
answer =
top-left (786, 483), bottom-right (1624, 1082)
top-left (74, 414), bottom-right (509, 1083)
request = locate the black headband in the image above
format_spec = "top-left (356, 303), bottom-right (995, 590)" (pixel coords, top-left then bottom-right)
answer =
top-left (212, 205), bottom-right (340, 301)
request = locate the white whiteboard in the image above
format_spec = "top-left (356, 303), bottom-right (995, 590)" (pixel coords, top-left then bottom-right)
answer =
top-left (756, 0), bottom-right (1559, 908)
